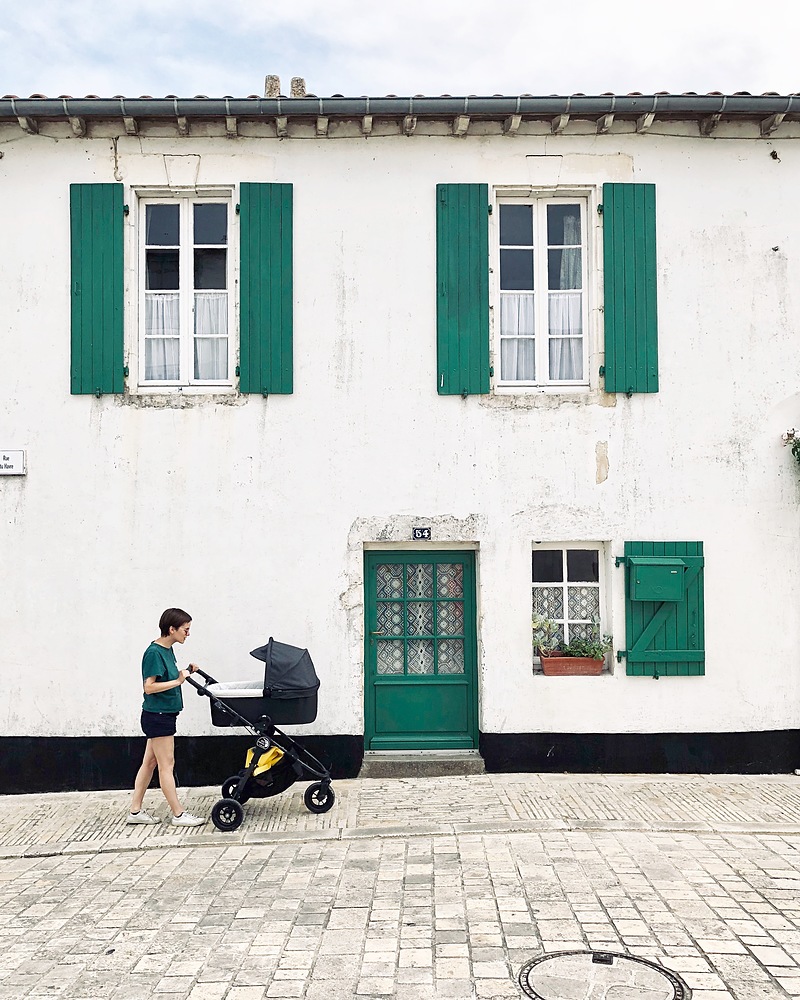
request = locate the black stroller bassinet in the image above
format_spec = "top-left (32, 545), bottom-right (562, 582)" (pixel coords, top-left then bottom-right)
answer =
top-left (186, 638), bottom-right (334, 831)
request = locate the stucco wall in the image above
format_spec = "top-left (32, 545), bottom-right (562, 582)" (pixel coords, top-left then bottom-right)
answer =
top-left (2, 122), bottom-right (799, 739)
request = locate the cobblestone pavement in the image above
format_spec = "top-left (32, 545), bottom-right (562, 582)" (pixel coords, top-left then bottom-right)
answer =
top-left (3, 775), bottom-right (800, 999)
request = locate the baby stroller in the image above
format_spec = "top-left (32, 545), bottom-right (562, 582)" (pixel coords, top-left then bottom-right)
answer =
top-left (186, 637), bottom-right (335, 832)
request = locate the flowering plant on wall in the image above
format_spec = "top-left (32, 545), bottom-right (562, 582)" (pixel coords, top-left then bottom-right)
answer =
top-left (783, 429), bottom-right (800, 467)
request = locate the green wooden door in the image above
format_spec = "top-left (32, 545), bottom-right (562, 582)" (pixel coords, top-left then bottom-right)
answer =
top-left (364, 551), bottom-right (478, 750)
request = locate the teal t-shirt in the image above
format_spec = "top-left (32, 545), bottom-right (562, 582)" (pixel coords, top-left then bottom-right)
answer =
top-left (141, 642), bottom-right (183, 714)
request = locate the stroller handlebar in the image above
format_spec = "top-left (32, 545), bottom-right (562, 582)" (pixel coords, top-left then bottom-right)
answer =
top-left (185, 669), bottom-right (217, 694)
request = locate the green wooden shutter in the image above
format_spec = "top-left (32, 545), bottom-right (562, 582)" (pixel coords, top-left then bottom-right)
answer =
top-left (621, 541), bottom-right (704, 677)
top-left (436, 183), bottom-right (489, 395)
top-left (70, 183), bottom-right (124, 395)
top-left (602, 183), bottom-right (658, 394)
top-left (239, 183), bottom-right (293, 394)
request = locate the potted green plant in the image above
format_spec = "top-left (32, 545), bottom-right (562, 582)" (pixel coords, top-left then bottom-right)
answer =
top-left (532, 616), bottom-right (613, 676)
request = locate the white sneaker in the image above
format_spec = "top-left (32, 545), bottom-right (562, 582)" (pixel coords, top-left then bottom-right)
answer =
top-left (126, 810), bottom-right (160, 825)
top-left (171, 812), bottom-right (207, 828)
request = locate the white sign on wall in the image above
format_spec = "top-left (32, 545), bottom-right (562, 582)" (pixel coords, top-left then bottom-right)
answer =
top-left (0, 451), bottom-right (26, 475)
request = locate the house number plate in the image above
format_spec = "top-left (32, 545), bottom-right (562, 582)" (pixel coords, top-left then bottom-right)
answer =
top-left (412, 527), bottom-right (432, 540)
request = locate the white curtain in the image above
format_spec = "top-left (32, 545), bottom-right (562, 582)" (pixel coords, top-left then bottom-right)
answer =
top-left (145, 293), bottom-right (180, 380)
top-left (548, 293), bottom-right (583, 380)
top-left (194, 292), bottom-right (228, 380)
top-left (500, 293), bottom-right (535, 381)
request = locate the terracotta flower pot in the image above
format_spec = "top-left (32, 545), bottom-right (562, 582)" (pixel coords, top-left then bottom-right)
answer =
top-left (539, 652), bottom-right (605, 676)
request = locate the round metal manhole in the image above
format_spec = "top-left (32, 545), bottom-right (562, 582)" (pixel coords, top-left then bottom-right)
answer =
top-left (518, 950), bottom-right (692, 999)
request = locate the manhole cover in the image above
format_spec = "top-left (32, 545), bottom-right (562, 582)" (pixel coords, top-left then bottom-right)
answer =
top-left (518, 950), bottom-right (691, 999)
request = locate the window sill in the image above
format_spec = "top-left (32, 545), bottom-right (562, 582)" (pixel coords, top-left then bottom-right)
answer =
top-left (484, 387), bottom-right (616, 410)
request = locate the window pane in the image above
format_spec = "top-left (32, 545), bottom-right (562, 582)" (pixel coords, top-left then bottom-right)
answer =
top-left (567, 549), bottom-right (599, 582)
top-left (499, 204), bottom-right (533, 246)
top-left (547, 204), bottom-right (581, 246)
top-left (501, 338), bottom-right (535, 381)
top-left (532, 550), bottom-right (563, 582)
top-left (194, 203), bottom-right (228, 245)
top-left (548, 293), bottom-right (582, 337)
top-left (500, 249), bottom-right (534, 290)
top-left (549, 338), bottom-right (583, 381)
top-left (548, 248), bottom-right (582, 290)
top-left (146, 204), bottom-right (179, 246)
top-left (194, 249), bottom-right (227, 289)
top-left (194, 338), bottom-right (228, 380)
top-left (145, 292), bottom-right (179, 337)
top-left (501, 293), bottom-right (535, 336)
top-left (145, 337), bottom-right (180, 380)
top-left (146, 249), bottom-right (179, 290)
top-left (533, 587), bottom-right (564, 620)
top-left (377, 641), bottom-right (405, 675)
top-left (407, 639), bottom-right (434, 674)
top-left (437, 639), bottom-right (464, 674)
top-left (568, 586), bottom-right (600, 621)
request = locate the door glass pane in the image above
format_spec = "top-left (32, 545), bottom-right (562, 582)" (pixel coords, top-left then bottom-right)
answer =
top-left (567, 549), bottom-right (599, 582)
top-left (407, 602), bottom-right (433, 636)
top-left (377, 602), bottom-right (404, 636)
top-left (194, 203), bottom-right (228, 245)
top-left (437, 601), bottom-right (463, 636)
top-left (437, 639), bottom-right (464, 674)
top-left (376, 564), bottom-right (404, 599)
top-left (436, 564), bottom-right (463, 598)
top-left (407, 564), bottom-right (433, 599)
top-left (532, 550), bottom-right (563, 582)
top-left (407, 640), bottom-right (434, 674)
top-left (377, 641), bottom-right (405, 675)
top-left (146, 204), bottom-right (179, 246)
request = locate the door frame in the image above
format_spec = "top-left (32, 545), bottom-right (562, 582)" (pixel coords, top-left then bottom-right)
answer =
top-left (363, 549), bottom-right (479, 750)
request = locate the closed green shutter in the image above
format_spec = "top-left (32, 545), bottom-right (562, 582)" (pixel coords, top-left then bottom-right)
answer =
top-left (70, 183), bottom-right (124, 395)
top-left (239, 183), bottom-right (293, 394)
top-left (621, 541), bottom-right (704, 677)
top-left (436, 183), bottom-right (489, 395)
top-left (602, 183), bottom-right (658, 394)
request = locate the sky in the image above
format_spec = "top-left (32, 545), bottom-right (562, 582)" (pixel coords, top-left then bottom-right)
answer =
top-left (1, 0), bottom-right (799, 101)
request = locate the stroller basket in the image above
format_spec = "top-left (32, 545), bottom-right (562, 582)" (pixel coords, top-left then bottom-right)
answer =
top-left (205, 637), bottom-right (320, 727)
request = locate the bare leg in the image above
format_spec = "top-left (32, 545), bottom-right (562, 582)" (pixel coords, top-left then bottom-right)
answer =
top-left (130, 739), bottom-right (158, 812)
top-left (150, 735), bottom-right (184, 816)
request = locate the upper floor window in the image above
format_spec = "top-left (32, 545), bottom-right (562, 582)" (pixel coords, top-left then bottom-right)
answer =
top-left (140, 197), bottom-right (231, 386)
top-left (497, 198), bottom-right (588, 388)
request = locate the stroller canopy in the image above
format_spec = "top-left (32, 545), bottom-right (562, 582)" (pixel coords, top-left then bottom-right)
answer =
top-left (250, 637), bottom-right (320, 700)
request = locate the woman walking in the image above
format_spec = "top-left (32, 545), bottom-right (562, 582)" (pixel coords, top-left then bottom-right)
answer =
top-left (127, 608), bottom-right (207, 827)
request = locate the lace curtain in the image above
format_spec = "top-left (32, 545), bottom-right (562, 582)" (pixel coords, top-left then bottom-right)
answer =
top-left (144, 292), bottom-right (227, 381)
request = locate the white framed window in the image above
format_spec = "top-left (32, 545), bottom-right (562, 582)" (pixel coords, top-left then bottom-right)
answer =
top-left (138, 194), bottom-right (232, 387)
top-left (496, 196), bottom-right (589, 388)
top-left (532, 543), bottom-right (605, 647)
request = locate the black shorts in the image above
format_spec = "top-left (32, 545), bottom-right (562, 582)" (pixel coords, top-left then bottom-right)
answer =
top-left (141, 710), bottom-right (178, 739)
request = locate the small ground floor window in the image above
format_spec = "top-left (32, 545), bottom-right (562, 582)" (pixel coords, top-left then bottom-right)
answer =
top-left (532, 543), bottom-right (604, 647)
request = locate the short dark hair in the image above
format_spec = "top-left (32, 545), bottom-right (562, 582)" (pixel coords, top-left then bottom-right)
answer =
top-left (159, 608), bottom-right (192, 636)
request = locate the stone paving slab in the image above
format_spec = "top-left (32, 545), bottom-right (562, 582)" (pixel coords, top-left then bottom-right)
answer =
top-left (3, 773), bottom-right (800, 859)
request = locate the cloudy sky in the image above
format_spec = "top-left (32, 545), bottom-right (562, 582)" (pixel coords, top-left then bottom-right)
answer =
top-left (2, 0), bottom-right (799, 100)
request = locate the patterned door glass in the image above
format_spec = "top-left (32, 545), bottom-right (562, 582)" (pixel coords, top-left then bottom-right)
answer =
top-left (407, 602), bottom-right (433, 636)
top-left (437, 601), bottom-right (464, 636)
top-left (436, 564), bottom-right (463, 598)
top-left (407, 639), bottom-right (435, 674)
top-left (376, 564), bottom-right (404, 599)
top-left (377, 602), bottom-right (404, 636)
top-left (567, 586), bottom-right (600, 621)
top-left (407, 564), bottom-right (434, 599)
top-left (377, 641), bottom-right (405, 675)
top-left (437, 639), bottom-right (464, 674)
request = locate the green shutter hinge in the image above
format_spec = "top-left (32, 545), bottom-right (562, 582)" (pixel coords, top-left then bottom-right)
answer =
top-left (597, 204), bottom-right (603, 215)
top-left (599, 365), bottom-right (606, 377)
top-left (262, 388), bottom-right (269, 397)
top-left (461, 389), bottom-right (468, 399)
top-left (235, 364), bottom-right (240, 377)
top-left (488, 204), bottom-right (493, 214)
top-left (123, 365), bottom-right (129, 377)
top-left (235, 204), bottom-right (240, 215)
top-left (616, 649), bottom-right (627, 662)
top-left (489, 365), bottom-right (494, 377)
top-left (123, 205), bottom-right (129, 216)
top-left (94, 388), bottom-right (103, 398)
top-left (614, 555), bottom-right (627, 567)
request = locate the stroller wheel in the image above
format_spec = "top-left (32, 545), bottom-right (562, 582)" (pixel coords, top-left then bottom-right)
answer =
top-left (303, 781), bottom-right (336, 814)
top-left (221, 774), bottom-right (251, 804)
top-left (211, 797), bottom-right (245, 832)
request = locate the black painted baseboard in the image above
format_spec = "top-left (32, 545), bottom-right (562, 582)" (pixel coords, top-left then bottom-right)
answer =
top-left (3, 730), bottom-right (799, 793)
top-left (480, 731), bottom-right (800, 775)
top-left (0, 735), bottom-right (364, 794)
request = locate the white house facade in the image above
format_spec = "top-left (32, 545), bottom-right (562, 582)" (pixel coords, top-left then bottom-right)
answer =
top-left (2, 89), bottom-right (800, 792)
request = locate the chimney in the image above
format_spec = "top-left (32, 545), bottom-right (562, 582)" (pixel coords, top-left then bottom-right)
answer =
top-left (291, 77), bottom-right (306, 98)
top-left (264, 75), bottom-right (281, 98)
